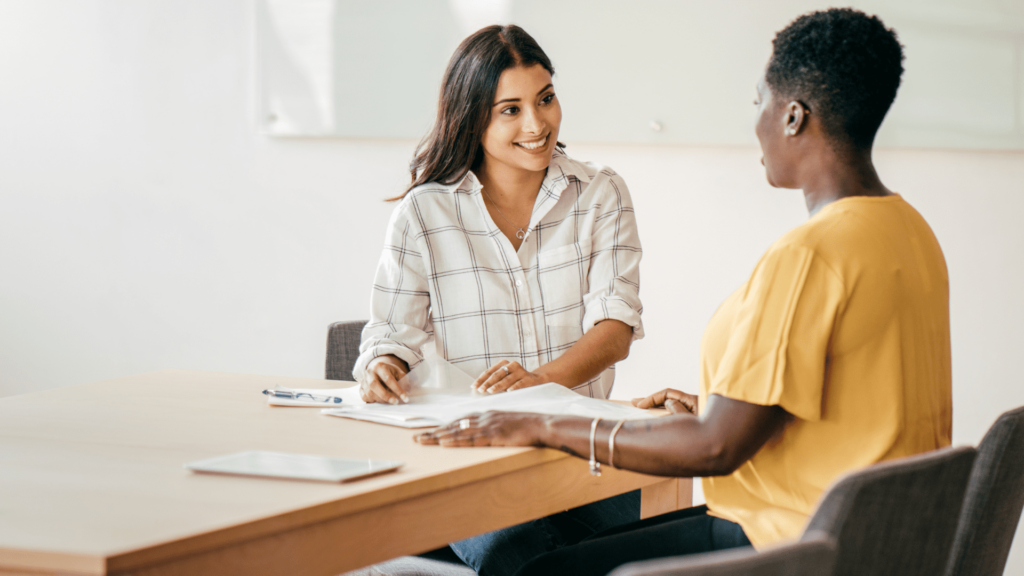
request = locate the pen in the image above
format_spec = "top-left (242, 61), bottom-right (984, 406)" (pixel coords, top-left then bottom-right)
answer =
top-left (262, 389), bottom-right (344, 404)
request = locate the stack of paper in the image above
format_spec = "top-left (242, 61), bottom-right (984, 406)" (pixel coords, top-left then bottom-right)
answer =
top-left (266, 357), bottom-right (656, 428)
top-left (322, 383), bottom-right (655, 429)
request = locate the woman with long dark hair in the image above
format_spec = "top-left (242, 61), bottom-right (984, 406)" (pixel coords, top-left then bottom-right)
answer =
top-left (417, 9), bottom-right (952, 575)
top-left (353, 25), bottom-right (645, 575)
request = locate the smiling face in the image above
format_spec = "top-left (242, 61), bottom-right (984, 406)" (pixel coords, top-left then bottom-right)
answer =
top-left (478, 64), bottom-right (561, 178)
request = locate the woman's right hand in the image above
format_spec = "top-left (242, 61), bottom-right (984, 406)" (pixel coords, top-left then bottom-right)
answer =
top-left (360, 355), bottom-right (410, 404)
top-left (631, 388), bottom-right (699, 415)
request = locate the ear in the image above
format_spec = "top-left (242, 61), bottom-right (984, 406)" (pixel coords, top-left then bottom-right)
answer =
top-left (783, 101), bottom-right (809, 137)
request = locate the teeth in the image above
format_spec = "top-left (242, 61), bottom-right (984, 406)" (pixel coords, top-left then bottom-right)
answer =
top-left (517, 137), bottom-right (547, 150)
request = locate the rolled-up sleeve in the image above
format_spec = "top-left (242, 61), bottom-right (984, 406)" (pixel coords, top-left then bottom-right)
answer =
top-left (581, 171), bottom-right (644, 340)
top-left (352, 203), bottom-right (432, 383)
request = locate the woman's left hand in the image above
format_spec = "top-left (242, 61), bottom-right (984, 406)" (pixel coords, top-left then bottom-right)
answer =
top-left (473, 361), bottom-right (549, 394)
top-left (632, 388), bottom-right (699, 415)
top-left (415, 411), bottom-right (545, 447)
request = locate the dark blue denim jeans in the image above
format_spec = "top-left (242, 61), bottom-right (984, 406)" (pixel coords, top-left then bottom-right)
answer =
top-left (511, 504), bottom-right (751, 576)
top-left (448, 490), bottom-right (641, 576)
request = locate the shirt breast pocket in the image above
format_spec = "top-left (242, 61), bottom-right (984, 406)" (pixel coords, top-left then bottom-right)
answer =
top-left (537, 240), bottom-right (591, 327)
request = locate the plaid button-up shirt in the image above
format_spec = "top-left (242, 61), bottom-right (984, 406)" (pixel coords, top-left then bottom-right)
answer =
top-left (353, 151), bottom-right (643, 399)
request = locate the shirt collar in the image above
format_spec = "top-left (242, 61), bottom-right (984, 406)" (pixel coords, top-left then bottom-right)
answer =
top-left (453, 170), bottom-right (483, 194)
top-left (536, 147), bottom-right (588, 203)
top-left (547, 147), bottom-right (590, 185)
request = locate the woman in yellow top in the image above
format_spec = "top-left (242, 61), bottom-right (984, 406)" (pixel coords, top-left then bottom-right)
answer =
top-left (417, 8), bottom-right (952, 574)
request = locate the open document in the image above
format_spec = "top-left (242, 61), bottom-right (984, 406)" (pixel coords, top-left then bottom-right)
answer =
top-left (321, 357), bottom-right (655, 428)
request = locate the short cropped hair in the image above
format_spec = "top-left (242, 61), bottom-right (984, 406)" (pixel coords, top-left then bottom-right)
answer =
top-left (766, 8), bottom-right (904, 150)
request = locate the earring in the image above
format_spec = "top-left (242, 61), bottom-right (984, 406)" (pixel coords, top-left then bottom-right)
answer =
top-left (786, 128), bottom-right (795, 136)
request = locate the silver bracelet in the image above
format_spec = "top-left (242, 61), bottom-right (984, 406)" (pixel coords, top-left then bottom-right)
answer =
top-left (589, 417), bottom-right (603, 476)
top-left (608, 419), bottom-right (627, 469)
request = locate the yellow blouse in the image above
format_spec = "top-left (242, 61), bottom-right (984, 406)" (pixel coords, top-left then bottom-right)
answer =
top-left (699, 194), bottom-right (952, 547)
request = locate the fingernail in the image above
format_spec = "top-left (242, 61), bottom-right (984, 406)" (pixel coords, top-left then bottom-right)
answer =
top-left (401, 394), bottom-right (409, 402)
top-left (389, 398), bottom-right (398, 405)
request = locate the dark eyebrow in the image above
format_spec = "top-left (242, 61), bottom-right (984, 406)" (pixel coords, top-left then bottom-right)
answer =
top-left (493, 84), bottom-right (555, 107)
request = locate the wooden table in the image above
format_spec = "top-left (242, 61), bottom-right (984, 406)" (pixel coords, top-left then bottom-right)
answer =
top-left (0, 370), bottom-right (691, 576)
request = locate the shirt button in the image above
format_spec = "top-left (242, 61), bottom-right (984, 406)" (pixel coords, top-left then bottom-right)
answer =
top-left (515, 279), bottom-right (523, 287)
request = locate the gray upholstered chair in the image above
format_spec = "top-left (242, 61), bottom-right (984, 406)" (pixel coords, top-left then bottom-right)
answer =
top-left (610, 447), bottom-right (976, 576)
top-left (326, 320), bottom-right (368, 381)
top-left (609, 531), bottom-right (836, 576)
top-left (944, 406), bottom-right (1024, 576)
top-left (806, 445), bottom-right (977, 576)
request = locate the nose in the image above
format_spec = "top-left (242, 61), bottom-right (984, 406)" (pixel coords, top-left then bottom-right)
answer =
top-left (521, 105), bottom-right (545, 136)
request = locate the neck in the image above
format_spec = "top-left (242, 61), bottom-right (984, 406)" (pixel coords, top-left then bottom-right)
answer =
top-left (475, 158), bottom-right (546, 207)
top-left (800, 145), bottom-right (892, 216)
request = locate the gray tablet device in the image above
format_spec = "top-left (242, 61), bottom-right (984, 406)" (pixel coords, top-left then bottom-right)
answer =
top-left (185, 450), bottom-right (403, 483)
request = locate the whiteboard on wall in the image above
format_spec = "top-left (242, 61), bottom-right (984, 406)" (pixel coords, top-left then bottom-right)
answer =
top-left (256, 0), bottom-right (1024, 150)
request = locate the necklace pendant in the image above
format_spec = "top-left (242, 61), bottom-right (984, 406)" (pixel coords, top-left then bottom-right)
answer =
top-left (516, 229), bottom-right (526, 240)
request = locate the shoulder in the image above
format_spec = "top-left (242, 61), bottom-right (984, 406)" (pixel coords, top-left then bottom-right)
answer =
top-left (755, 210), bottom-right (850, 290)
top-left (401, 178), bottom-right (466, 208)
top-left (772, 216), bottom-right (840, 254)
top-left (776, 194), bottom-right (932, 255)
top-left (762, 195), bottom-right (932, 286)
top-left (552, 149), bottom-right (624, 185)
top-left (550, 150), bottom-right (632, 204)
top-left (391, 175), bottom-right (475, 229)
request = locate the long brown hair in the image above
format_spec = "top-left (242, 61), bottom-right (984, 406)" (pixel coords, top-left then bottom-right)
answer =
top-left (391, 25), bottom-right (559, 201)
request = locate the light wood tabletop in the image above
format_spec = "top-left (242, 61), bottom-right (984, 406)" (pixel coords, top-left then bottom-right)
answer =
top-left (0, 370), bottom-right (691, 576)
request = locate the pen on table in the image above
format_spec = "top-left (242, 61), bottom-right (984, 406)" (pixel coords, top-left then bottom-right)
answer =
top-left (262, 389), bottom-right (344, 404)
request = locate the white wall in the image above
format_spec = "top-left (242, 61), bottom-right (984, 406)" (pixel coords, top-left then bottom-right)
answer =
top-left (1, 0), bottom-right (1022, 571)
top-left (258, 0), bottom-right (1024, 148)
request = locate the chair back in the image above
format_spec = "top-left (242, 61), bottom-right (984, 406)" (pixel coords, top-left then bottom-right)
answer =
top-left (325, 320), bottom-right (368, 381)
top-left (944, 406), bottom-right (1024, 576)
top-left (804, 446), bottom-right (976, 576)
top-left (608, 531), bottom-right (836, 576)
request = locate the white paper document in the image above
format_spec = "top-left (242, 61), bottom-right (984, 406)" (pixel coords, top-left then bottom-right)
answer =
top-left (321, 357), bottom-right (655, 428)
top-left (399, 354), bottom-right (476, 397)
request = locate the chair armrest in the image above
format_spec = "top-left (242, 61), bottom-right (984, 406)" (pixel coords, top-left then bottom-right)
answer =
top-left (608, 532), bottom-right (836, 576)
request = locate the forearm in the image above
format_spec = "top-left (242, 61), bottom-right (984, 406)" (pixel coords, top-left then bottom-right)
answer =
top-left (535, 394), bottom-right (789, 477)
top-left (533, 320), bottom-right (633, 388)
top-left (537, 413), bottom-right (732, 478)
top-left (418, 396), bottom-right (786, 478)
